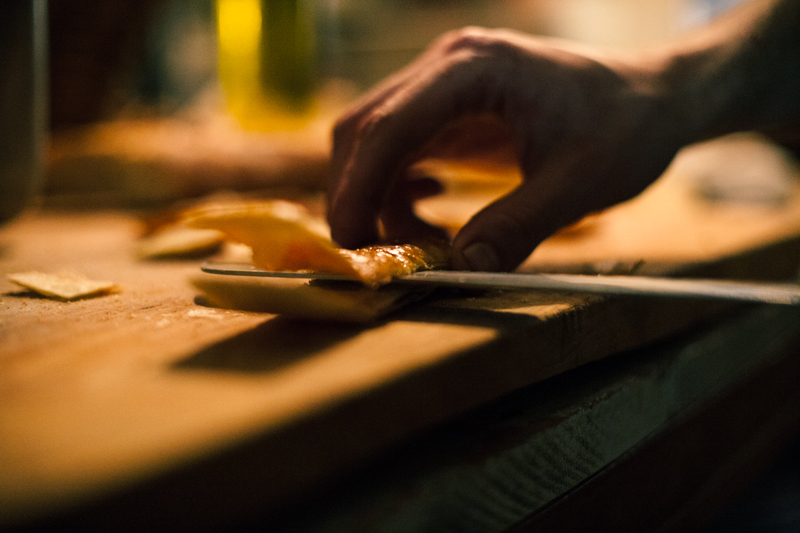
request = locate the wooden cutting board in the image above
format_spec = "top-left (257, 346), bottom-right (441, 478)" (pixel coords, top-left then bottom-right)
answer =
top-left (2, 165), bottom-right (800, 530)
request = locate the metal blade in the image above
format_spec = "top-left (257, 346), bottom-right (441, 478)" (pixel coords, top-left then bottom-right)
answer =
top-left (200, 262), bottom-right (800, 305)
top-left (201, 263), bottom-right (350, 280)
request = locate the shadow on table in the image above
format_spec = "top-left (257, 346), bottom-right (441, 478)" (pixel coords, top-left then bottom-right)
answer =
top-left (173, 316), bottom-right (366, 373)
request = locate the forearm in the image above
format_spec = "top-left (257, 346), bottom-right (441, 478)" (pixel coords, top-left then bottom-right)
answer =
top-left (656, 0), bottom-right (800, 144)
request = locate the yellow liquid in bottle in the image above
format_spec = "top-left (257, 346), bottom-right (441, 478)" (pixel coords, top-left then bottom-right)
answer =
top-left (216, 0), bottom-right (317, 131)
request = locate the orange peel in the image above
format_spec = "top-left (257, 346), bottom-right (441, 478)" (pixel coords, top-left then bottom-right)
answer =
top-left (184, 200), bottom-right (450, 286)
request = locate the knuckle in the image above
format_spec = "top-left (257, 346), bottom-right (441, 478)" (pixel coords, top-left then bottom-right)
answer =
top-left (332, 111), bottom-right (360, 147)
top-left (334, 105), bottom-right (394, 144)
top-left (437, 27), bottom-right (494, 54)
top-left (355, 106), bottom-right (395, 142)
top-left (435, 27), bottom-right (516, 60)
top-left (333, 107), bottom-right (396, 155)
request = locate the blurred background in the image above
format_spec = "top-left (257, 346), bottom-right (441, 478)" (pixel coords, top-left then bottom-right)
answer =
top-left (49, 0), bottom-right (752, 128)
top-left (39, 0), bottom-right (756, 211)
top-left (49, 0), bottom-right (746, 129)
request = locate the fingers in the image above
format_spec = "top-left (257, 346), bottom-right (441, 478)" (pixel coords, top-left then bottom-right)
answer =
top-left (328, 70), bottom-right (476, 246)
top-left (380, 176), bottom-right (451, 244)
top-left (451, 170), bottom-right (591, 272)
top-left (328, 32), bottom-right (513, 249)
top-left (328, 49), bottom-right (444, 192)
top-left (325, 27), bottom-right (671, 265)
top-left (380, 202), bottom-right (451, 244)
top-left (327, 34), bottom-right (464, 217)
top-left (450, 133), bottom-right (677, 272)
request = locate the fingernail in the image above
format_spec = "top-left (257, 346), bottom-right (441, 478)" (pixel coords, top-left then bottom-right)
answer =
top-left (461, 242), bottom-right (501, 272)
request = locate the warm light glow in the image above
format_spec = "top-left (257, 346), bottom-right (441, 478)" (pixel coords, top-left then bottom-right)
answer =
top-left (216, 0), bottom-right (261, 57)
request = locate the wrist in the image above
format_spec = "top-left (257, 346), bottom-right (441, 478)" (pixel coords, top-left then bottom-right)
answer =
top-left (651, 0), bottom-right (800, 145)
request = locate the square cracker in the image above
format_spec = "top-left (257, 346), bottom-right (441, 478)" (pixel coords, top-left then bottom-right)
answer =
top-left (7, 271), bottom-right (117, 301)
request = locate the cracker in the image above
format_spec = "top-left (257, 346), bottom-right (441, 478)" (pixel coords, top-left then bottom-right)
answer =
top-left (7, 271), bottom-right (118, 301)
top-left (136, 226), bottom-right (224, 259)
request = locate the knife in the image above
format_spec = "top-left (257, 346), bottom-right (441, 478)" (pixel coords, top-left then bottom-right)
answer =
top-left (200, 262), bottom-right (800, 305)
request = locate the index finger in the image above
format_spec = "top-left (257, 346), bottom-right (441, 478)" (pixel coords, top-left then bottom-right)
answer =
top-left (328, 44), bottom-right (505, 249)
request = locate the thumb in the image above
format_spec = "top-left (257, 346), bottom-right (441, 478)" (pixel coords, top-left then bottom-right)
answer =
top-left (451, 181), bottom-right (582, 272)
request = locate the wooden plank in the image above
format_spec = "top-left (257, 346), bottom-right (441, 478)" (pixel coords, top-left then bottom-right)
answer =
top-left (235, 306), bottom-right (799, 533)
top-left (2, 170), bottom-right (800, 529)
top-left (28, 305), bottom-right (800, 532)
top-left (511, 313), bottom-right (800, 533)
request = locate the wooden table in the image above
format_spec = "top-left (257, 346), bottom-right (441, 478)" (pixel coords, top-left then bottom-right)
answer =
top-left (3, 160), bottom-right (800, 531)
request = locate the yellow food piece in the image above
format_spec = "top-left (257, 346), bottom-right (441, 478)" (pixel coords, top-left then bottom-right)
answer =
top-left (185, 200), bottom-right (356, 274)
top-left (7, 271), bottom-right (117, 301)
top-left (136, 226), bottom-right (225, 259)
top-left (184, 200), bottom-right (450, 286)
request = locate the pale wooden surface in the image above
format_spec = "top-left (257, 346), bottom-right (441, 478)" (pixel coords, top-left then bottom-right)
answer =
top-left (3, 168), bottom-right (800, 528)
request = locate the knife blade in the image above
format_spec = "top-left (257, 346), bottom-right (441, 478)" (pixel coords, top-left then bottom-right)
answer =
top-left (200, 262), bottom-right (800, 305)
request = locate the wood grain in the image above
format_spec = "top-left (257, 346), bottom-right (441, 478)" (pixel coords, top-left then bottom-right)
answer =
top-left (2, 170), bottom-right (800, 529)
top-left (240, 306), bottom-right (800, 533)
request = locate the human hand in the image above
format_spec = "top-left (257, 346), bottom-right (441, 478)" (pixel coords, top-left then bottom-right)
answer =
top-left (327, 27), bottom-right (691, 271)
